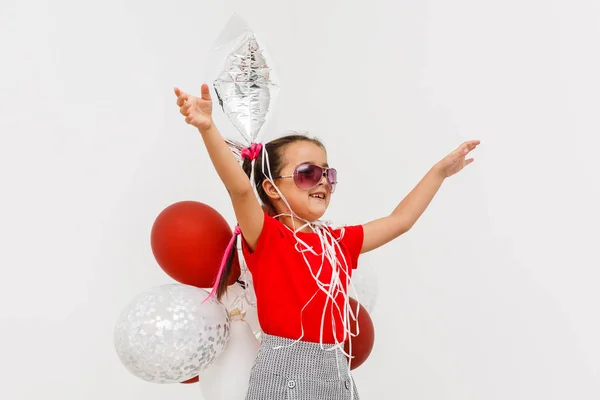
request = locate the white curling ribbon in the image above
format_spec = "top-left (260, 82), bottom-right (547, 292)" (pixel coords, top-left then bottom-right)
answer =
top-left (199, 312), bottom-right (261, 400)
top-left (257, 150), bottom-right (361, 358)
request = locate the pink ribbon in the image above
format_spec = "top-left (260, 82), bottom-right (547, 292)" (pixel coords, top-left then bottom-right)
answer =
top-left (205, 225), bottom-right (242, 301)
top-left (241, 143), bottom-right (263, 161)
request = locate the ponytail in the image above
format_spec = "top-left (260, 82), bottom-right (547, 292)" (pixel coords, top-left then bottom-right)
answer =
top-left (212, 144), bottom-right (262, 301)
top-left (214, 228), bottom-right (240, 300)
top-left (242, 156), bottom-right (253, 180)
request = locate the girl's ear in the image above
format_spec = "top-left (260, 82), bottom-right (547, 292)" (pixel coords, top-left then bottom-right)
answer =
top-left (262, 179), bottom-right (280, 200)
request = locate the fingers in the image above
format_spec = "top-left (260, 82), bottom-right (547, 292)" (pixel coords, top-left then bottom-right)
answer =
top-left (174, 87), bottom-right (191, 107)
top-left (458, 140), bottom-right (480, 155)
top-left (465, 157), bottom-right (475, 165)
top-left (201, 83), bottom-right (212, 101)
top-left (465, 140), bottom-right (480, 150)
top-left (454, 143), bottom-right (470, 156)
top-left (175, 85), bottom-right (212, 110)
top-left (174, 88), bottom-right (188, 107)
top-left (180, 97), bottom-right (194, 115)
top-left (180, 104), bottom-right (189, 117)
top-left (177, 94), bottom-right (188, 107)
top-left (174, 86), bottom-right (206, 128)
top-left (174, 84), bottom-right (210, 108)
top-left (174, 88), bottom-right (192, 121)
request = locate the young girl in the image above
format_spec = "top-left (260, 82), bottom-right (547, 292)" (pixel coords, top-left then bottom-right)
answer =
top-left (174, 84), bottom-right (479, 400)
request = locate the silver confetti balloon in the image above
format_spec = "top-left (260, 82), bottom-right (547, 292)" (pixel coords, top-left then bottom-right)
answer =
top-left (206, 14), bottom-right (278, 146)
top-left (114, 284), bottom-right (230, 383)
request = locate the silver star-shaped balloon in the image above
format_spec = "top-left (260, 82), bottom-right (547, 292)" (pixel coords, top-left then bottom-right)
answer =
top-left (211, 17), bottom-right (278, 146)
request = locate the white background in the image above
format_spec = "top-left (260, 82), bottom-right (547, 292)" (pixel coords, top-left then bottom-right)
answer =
top-left (1, 0), bottom-right (599, 399)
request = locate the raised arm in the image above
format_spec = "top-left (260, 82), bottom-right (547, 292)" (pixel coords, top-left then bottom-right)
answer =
top-left (361, 140), bottom-right (480, 253)
top-left (174, 85), bottom-right (264, 250)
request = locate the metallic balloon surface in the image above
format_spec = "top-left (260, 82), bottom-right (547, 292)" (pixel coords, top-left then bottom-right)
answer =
top-left (206, 14), bottom-right (278, 146)
top-left (114, 284), bottom-right (230, 383)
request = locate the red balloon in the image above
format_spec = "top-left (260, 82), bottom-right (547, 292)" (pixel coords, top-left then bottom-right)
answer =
top-left (344, 297), bottom-right (375, 370)
top-left (151, 201), bottom-right (240, 288)
top-left (180, 376), bottom-right (199, 384)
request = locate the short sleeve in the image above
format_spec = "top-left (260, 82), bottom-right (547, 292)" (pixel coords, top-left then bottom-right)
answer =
top-left (337, 225), bottom-right (364, 270)
top-left (240, 212), bottom-right (282, 273)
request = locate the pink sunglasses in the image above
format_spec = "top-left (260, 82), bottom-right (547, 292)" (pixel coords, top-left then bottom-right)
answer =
top-left (272, 163), bottom-right (338, 193)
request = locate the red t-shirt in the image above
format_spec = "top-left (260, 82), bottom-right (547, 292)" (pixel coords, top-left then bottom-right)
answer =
top-left (241, 213), bottom-right (364, 344)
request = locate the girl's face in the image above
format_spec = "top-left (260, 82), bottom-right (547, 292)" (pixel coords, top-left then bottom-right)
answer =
top-left (263, 141), bottom-right (335, 224)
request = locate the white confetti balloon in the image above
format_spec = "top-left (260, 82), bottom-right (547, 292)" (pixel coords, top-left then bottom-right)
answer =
top-left (114, 284), bottom-right (230, 383)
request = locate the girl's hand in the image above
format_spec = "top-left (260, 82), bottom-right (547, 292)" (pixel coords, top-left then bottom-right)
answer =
top-left (435, 140), bottom-right (480, 178)
top-left (174, 84), bottom-right (214, 131)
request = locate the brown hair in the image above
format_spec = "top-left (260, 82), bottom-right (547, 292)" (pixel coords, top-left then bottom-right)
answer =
top-left (215, 133), bottom-right (326, 299)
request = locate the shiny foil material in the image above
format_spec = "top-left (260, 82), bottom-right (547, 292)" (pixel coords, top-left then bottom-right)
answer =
top-left (212, 27), bottom-right (278, 145)
top-left (114, 284), bottom-right (230, 383)
top-left (225, 138), bottom-right (246, 164)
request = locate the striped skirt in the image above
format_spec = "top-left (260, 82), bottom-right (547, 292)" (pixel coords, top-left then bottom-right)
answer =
top-left (245, 333), bottom-right (360, 400)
